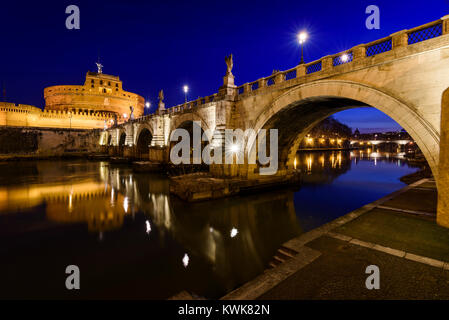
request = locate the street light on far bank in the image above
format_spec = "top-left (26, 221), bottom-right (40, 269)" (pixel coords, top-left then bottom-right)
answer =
top-left (183, 85), bottom-right (189, 103)
top-left (298, 31), bottom-right (308, 64)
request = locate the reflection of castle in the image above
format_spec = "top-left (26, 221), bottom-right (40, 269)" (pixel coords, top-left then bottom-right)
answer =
top-left (0, 66), bottom-right (144, 129)
top-left (0, 161), bottom-right (304, 298)
top-left (0, 179), bottom-right (130, 232)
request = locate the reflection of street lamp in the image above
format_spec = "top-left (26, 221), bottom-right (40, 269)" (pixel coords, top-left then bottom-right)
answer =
top-left (298, 31), bottom-right (308, 64)
top-left (183, 85), bottom-right (189, 103)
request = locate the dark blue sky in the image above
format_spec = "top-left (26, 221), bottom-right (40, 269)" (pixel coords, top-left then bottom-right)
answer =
top-left (1, 0), bottom-right (448, 133)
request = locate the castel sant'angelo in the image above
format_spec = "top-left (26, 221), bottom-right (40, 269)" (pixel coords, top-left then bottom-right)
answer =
top-left (0, 63), bottom-right (144, 129)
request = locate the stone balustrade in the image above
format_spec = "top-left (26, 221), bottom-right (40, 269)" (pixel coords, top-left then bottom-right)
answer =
top-left (125, 16), bottom-right (449, 124)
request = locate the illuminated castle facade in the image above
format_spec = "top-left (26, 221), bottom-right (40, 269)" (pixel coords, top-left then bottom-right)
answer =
top-left (0, 68), bottom-right (144, 129)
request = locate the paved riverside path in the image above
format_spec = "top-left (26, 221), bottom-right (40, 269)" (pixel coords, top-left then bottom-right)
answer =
top-left (223, 178), bottom-right (449, 300)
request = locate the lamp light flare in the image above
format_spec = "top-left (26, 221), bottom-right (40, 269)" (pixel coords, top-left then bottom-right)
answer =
top-left (182, 253), bottom-right (189, 267)
top-left (298, 31), bottom-right (308, 44)
top-left (230, 227), bottom-right (238, 238)
top-left (230, 144), bottom-right (239, 153)
top-left (183, 85), bottom-right (189, 93)
top-left (145, 220), bottom-right (151, 234)
top-left (145, 101), bottom-right (150, 108)
top-left (341, 53), bottom-right (349, 62)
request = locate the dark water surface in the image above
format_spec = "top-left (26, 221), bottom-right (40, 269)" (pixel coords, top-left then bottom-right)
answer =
top-left (0, 150), bottom-right (421, 299)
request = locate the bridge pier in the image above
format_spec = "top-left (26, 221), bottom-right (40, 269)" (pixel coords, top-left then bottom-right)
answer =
top-left (437, 88), bottom-right (449, 228)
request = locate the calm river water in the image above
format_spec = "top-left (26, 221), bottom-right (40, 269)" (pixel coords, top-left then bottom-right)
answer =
top-left (0, 150), bottom-right (421, 299)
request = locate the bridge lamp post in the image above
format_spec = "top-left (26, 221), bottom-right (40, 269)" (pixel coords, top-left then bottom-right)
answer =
top-left (298, 31), bottom-right (308, 64)
top-left (183, 85), bottom-right (189, 103)
top-left (145, 101), bottom-right (151, 115)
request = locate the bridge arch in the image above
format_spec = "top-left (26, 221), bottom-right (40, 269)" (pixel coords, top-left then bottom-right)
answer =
top-left (136, 127), bottom-right (153, 157)
top-left (170, 112), bottom-right (213, 142)
top-left (169, 120), bottom-right (211, 163)
top-left (246, 80), bottom-right (439, 178)
top-left (134, 123), bottom-right (154, 145)
top-left (118, 131), bottom-right (126, 147)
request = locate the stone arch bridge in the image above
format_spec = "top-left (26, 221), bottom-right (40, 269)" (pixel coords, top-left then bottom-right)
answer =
top-left (100, 16), bottom-right (449, 226)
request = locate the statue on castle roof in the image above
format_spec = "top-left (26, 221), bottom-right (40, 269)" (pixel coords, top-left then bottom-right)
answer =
top-left (95, 61), bottom-right (103, 74)
top-left (225, 54), bottom-right (233, 75)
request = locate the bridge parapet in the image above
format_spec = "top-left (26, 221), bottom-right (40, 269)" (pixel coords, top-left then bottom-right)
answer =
top-left (235, 17), bottom-right (448, 98)
top-left (122, 16), bottom-right (449, 125)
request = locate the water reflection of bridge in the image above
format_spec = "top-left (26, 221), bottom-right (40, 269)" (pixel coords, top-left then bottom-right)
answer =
top-left (294, 150), bottom-right (422, 185)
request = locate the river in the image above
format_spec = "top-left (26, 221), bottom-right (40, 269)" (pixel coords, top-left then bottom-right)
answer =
top-left (0, 150), bottom-right (422, 299)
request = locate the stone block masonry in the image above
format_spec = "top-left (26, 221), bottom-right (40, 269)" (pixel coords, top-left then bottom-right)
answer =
top-left (0, 127), bottom-right (101, 158)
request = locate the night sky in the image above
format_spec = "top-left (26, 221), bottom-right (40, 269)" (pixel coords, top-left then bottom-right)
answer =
top-left (1, 0), bottom-right (448, 133)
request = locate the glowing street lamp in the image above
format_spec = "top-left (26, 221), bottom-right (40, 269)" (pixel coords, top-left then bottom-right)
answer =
top-left (341, 53), bottom-right (349, 63)
top-left (183, 85), bottom-right (189, 103)
top-left (298, 31), bottom-right (308, 64)
top-left (145, 101), bottom-right (151, 109)
top-left (230, 144), bottom-right (239, 153)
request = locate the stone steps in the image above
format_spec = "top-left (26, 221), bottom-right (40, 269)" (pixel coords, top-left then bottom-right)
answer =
top-left (267, 245), bottom-right (299, 269)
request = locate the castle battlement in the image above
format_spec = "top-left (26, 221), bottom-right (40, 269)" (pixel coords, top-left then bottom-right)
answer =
top-left (0, 101), bottom-right (115, 129)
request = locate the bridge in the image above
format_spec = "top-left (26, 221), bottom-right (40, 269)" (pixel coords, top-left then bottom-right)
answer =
top-left (101, 16), bottom-right (449, 227)
top-left (350, 139), bottom-right (413, 146)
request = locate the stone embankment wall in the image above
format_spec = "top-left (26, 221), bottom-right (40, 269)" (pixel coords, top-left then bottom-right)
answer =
top-left (0, 127), bottom-right (101, 156)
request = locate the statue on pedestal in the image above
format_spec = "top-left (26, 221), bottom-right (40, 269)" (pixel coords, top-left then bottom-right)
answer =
top-left (129, 106), bottom-right (134, 120)
top-left (225, 54), bottom-right (233, 75)
top-left (158, 89), bottom-right (165, 111)
top-left (222, 54), bottom-right (235, 88)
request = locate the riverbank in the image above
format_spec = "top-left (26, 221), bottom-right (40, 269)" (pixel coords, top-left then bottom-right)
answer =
top-left (0, 153), bottom-right (109, 161)
top-left (219, 178), bottom-right (449, 300)
top-left (400, 166), bottom-right (433, 184)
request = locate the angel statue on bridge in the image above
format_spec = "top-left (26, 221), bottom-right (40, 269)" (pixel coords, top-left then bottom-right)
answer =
top-left (159, 89), bottom-right (164, 102)
top-left (225, 54), bottom-right (233, 75)
top-left (158, 89), bottom-right (166, 111)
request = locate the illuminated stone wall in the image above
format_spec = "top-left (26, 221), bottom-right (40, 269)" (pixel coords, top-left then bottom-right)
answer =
top-left (0, 102), bottom-right (113, 129)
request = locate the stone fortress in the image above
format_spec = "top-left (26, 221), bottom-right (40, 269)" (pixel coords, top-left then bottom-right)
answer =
top-left (0, 64), bottom-right (144, 129)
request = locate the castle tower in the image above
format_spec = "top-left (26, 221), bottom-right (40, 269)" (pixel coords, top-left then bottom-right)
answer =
top-left (43, 70), bottom-right (144, 120)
